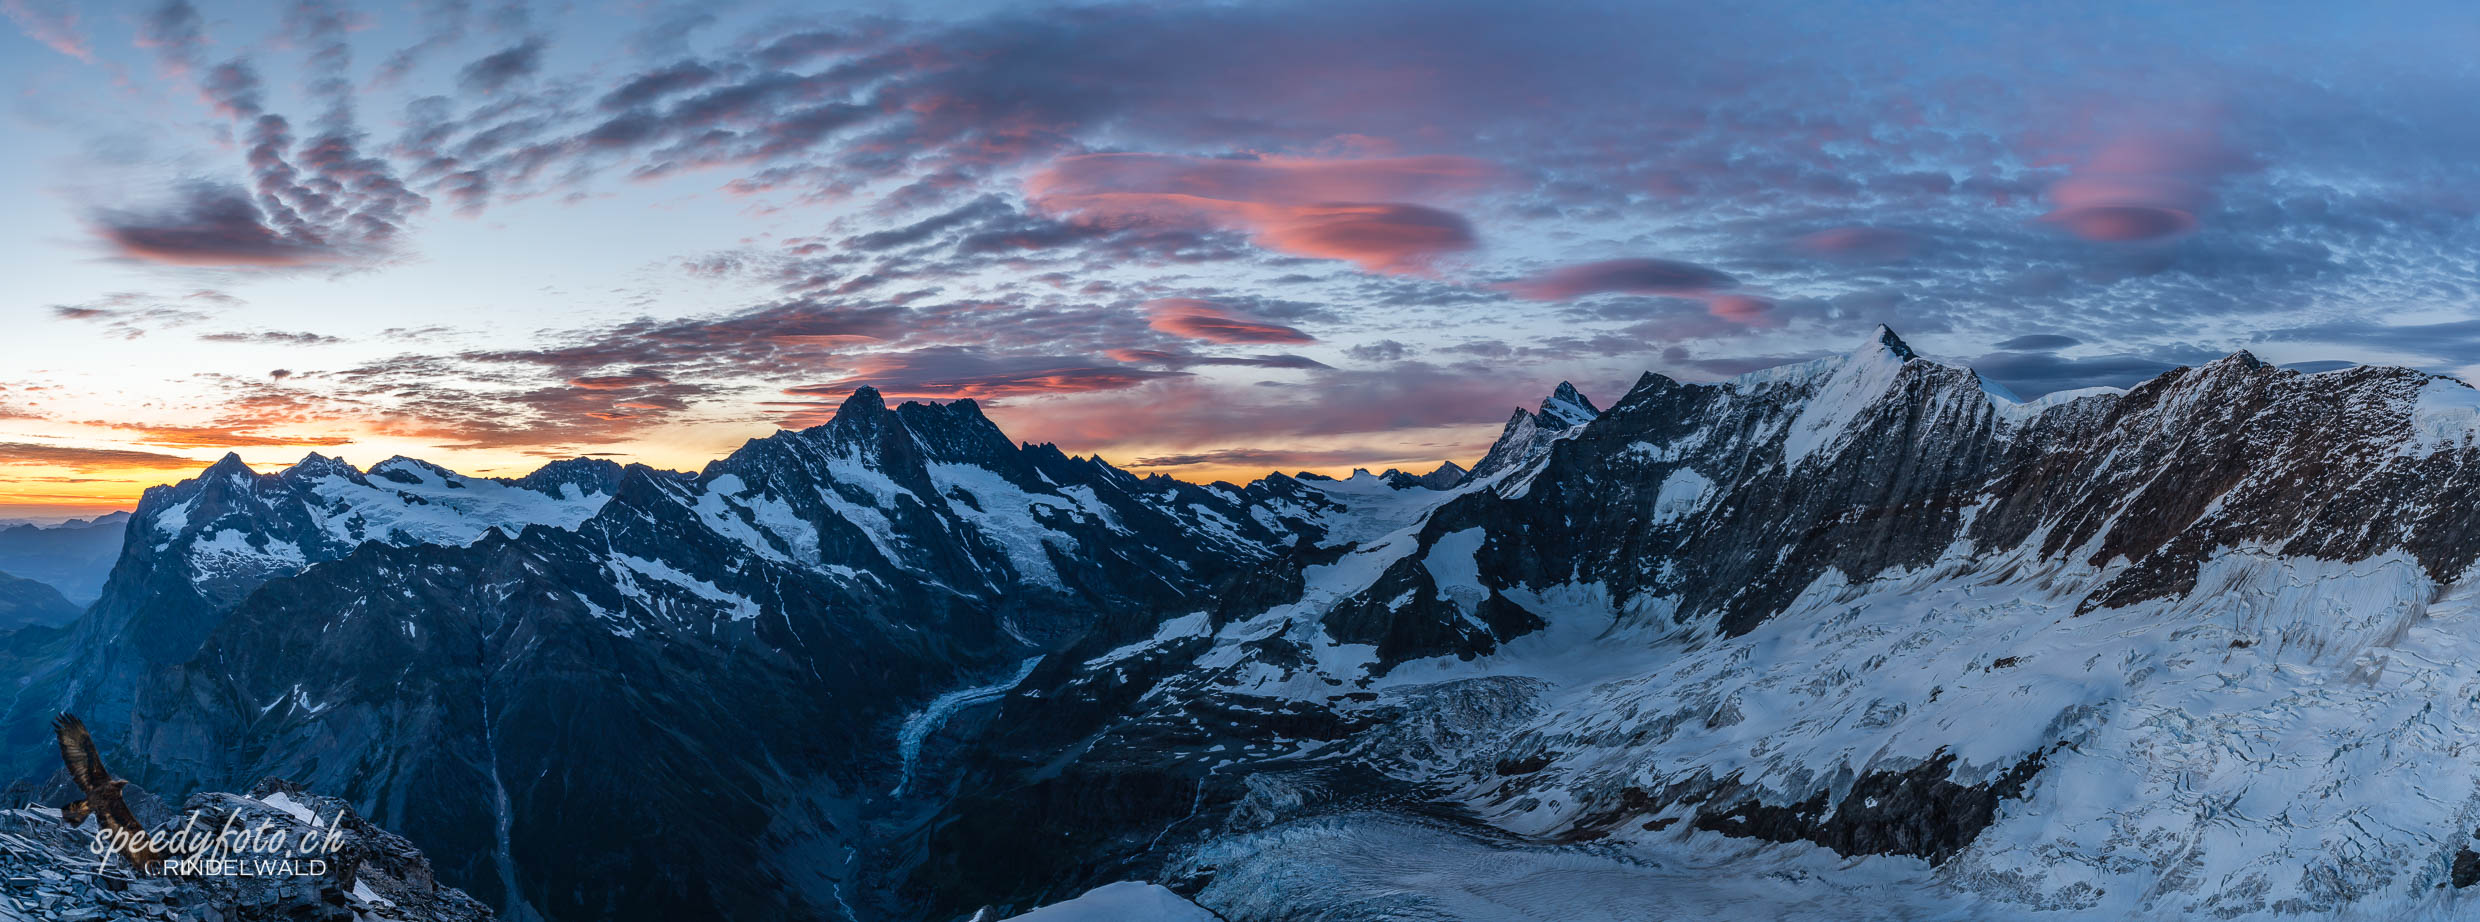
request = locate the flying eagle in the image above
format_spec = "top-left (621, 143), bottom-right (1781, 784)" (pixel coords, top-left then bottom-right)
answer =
top-left (52, 713), bottom-right (166, 872)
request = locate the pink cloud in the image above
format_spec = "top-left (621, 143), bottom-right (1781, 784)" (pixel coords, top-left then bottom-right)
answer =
top-left (2038, 121), bottom-right (2254, 242)
top-left (1027, 152), bottom-right (1501, 273)
top-left (1503, 258), bottom-right (1736, 301)
top-left (3, 0), bottom-right (93, 62)
top-left (1143, 299), bottom-right (1316, 344)
top-left (1705, 294), bottom-right (1779, 327)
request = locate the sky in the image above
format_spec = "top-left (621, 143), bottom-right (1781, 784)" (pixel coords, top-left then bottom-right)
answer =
top-left (2, 0), bottom-right (2477, 517)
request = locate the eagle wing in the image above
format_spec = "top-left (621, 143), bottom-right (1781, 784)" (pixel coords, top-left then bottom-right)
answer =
top-left (52, 713), bottom-right (112, 793)
top-left (52, 713), bottom-right (160, 868)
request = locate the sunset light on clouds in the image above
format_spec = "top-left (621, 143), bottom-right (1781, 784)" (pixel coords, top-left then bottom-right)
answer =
top-left (4, 0), bottom-right (2479, 517)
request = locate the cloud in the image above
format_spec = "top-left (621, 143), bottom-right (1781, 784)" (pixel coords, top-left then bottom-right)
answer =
top-left (754, 30), bottom-right (862, 68)
top-left (135, 0), bottom-right (205, 78)
top-left (2038, 119), bottom-right (2254, 242)
top-left (1795, 227), bottom-right (1916, 261)
top-left (198, 330), bottom-right (343, 345)
top-left (597, 60), bottom-right (721, 111)
top-left (373, 0), bottom-right (473, 85)
top-left (91, 424), bottom-right (353, 449)
top-left (569, 372), bottom-right (672, 390)
top-left (1143, 299), bottom-right (1315, 344)
top-left (1105, 348), bottom-right (1328, 370)
top-left (993, 361), bottom-right (1552, 454)
top-left (1126, 447), bottom-right (1421, 470)
top-left (0, 442), bottom-right (200, 471)
top-left (112, 2), bottom-right (431, 271)
top-left (1994, 333), bottom-right (2080, 351)
top-left (1028, 153), bottom-right (1498, 273)
top-left (1698, 294), bottom-right (1779, 328)
top-left (1505, 258), bottom-right (1737, 300)
top-left (458, 299), bottom-right (908, 377)
top-left (3, 0), bottom-right (91, 61)
top-left (2253, 318), bottom-right (2480, 365)
top-left (459, 39), bottom-right (545, 94)
top-left (1967, 350), bottom-right (2182, 398)
top-left (47, 292), bottom-right (220, 338)
top-left (92, 181), bottom-right (357, 267)
top-left (780, 347), bottom-right (1187, 404)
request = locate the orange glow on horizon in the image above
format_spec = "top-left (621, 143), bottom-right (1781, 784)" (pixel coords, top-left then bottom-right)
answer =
top-left (0, 432), bottom-right (1491, 516)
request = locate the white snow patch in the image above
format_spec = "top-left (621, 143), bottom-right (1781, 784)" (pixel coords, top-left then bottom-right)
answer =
top-left (1649, 469), bottom-right (1714, 524)
top-left (998, 881), bottom-right (1218, 921)
top-left (257, 791), bottom-right (320, 825)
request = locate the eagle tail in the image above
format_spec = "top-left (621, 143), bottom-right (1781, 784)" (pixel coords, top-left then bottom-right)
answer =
top-left (59, 798), bottom-right (90, 826)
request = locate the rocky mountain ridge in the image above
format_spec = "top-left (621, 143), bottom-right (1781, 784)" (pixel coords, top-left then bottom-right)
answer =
top-left (0, 513), bottom-right (126, 607)
top-left (16, 327), bottom-right (2480, 920)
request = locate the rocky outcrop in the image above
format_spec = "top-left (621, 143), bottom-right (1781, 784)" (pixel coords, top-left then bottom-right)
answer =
top-left (0, 779), bottom-right (490, 922)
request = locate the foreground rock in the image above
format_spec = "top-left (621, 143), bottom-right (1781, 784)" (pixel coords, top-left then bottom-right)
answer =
top-left (0, 779), bottom-right (491, 922)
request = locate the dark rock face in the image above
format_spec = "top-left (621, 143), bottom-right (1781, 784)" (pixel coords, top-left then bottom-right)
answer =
top-left (1687, 747), bottom-right (2050, 865)
top-left (2454, 847), bottom-right (2480, 888)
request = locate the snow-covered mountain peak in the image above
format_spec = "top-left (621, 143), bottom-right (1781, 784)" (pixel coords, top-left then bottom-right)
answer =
top-left (834, 384), bottom-right (891, 420)
top-left (1463, 381), bottom-right (1608, 485)
top-left (1539, 381), bottom-right (1599, 428)
top-left (198, 450), bottom-right (254, 483)
top-left (281, 451), bottom-right (359, 481)
top-left (2205, 347), bottom-right (2268, 370)
top-left (1864, 322), bottom-right (1917, 360)
top-left (369, 455), bottom-right (463, 485)
top-left (1770, 326), bottom-right (1946, 468)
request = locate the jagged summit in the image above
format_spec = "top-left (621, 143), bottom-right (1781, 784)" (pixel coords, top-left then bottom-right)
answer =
top-left (1868, 323), bottom-right (1918, 360)
top-left (282, 451), bottom-right (358, 480)
top-left (1538, 381), bottom-right (1599, 428)
top-left (1463, 381), bottom-right (1607, 484)
top-left (836, 384), bottom-right (890, 419)
top-left (201, 451), bottom-right (252, 476)
top-left (1376, 460), bottom-right (1470, 490)
top-left (2206, 348), bottom-right (2269, 370)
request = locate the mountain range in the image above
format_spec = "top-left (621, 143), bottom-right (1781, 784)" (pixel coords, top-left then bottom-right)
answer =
top-left (0, 510), bottom-right (129, 606)
top-left (10, 327), bottom-right (2480, 920)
